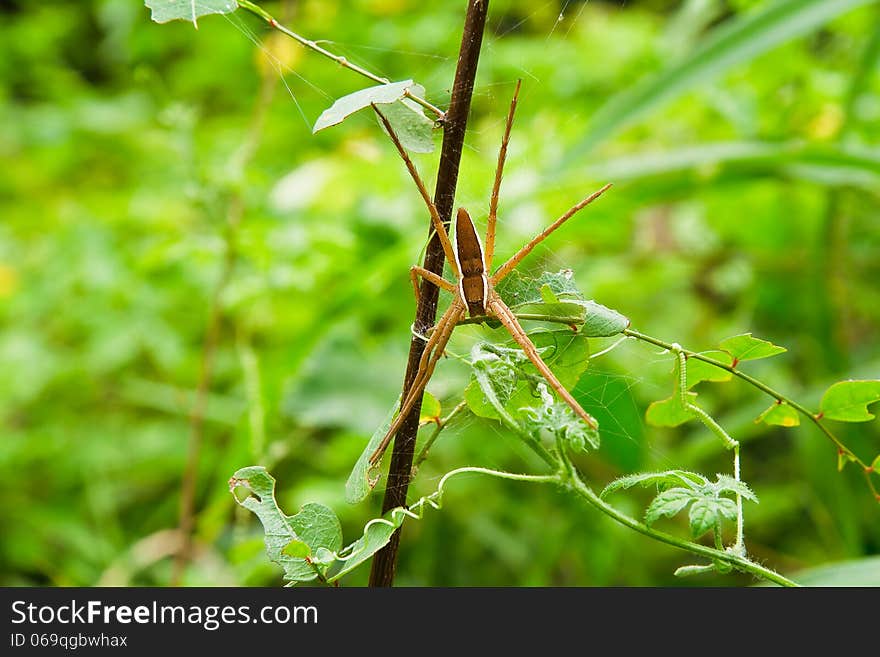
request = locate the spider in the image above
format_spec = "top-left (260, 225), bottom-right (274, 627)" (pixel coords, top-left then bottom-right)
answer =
top-left (369, 80), bottom-right (611, 466)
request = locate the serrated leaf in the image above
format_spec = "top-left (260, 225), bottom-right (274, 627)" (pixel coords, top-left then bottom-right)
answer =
top-left (686, 351), bottom-right (733, 388)
top-left (314, 80), bottom-right (416, 133)
top-left (345, 396), bottom-right (400, 504)
top-left (719, 333), bottom-right (787, 363)
top-left (645, 488), bottom-right (695, 526)
top-left (688, 498), bottom-right (722, 537)
top-left (145, 0), bottom-right (236, 28)
top-left (420, 391), bottom-right (441, 424)
top-left (601, 470), bottom-right (707, 498)
top-left (374, 94), bottom-right (435, 153)
top-left (229, 467), bottom-right (341, 583)
top-left (712, 475), bottom-right (758, 502)
top-left (645, 391), bottom-right (697, 427)
top-left (819, 380), bottom-right (880, 422)
top-left (755, 401), bottom-right (800, 427)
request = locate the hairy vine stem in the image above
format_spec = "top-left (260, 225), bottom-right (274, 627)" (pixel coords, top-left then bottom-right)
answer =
top-left (623, 328), bottom-right (878, 499)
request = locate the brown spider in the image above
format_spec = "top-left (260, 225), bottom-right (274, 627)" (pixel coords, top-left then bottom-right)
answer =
top-left (369, 80), bottom-right (611, 466)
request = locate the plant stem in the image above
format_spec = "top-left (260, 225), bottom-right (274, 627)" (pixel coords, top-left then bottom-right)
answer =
top-left (236, 0), bottom-right (445, 119)
top-left (622, 327), bottom-right (878, 499)
top-left (369, 0), bottom-right (491, 588)
top-left (555, 451), bottom-right (799, 587)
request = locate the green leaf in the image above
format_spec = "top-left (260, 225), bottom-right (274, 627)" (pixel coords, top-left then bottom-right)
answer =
top-left (465, 330), bottom-right (590, 422)
top-left (496, 270), bottom-right (583, 307)
top-left (645, 391), bottom-right (697, 427)
top-left (522, 385), bottom-right (600, 453)
top-left (565, 0), bottom-right (878, 158)
top-left (329, 514), bottom-right (404, 580)
top-left (601, 470), bottom-right (707, 498)
top-left (645, 488), bottom-right (695, 526)
top-left (374, 95), bottom-right (435, 153)
top-left (345, 396), bottom-right (400, 504)
top-left (420, 391), bottom-right (441, 424)
top-left (229, 467), bottom-right (341, 583)
top-left (718, 333), bottom-right (787, 363)
top-left (712, 475), bottom-right (758, 503)
top-left (281, 540), bottom-right (311, 559)
top-left (872, 454), bottom-right (880, 472)
top-left (755, 401), bottom-right (800, 427)
top-left (313, 80), bottom-right (418, 133)
top-left (686, 351), bottom-right (733, 388)
top-left (289, 502), bottom-right (343, 555)
top-left (689, 497), bottom-right (729, 537)
top-left (144, 0), bottom-right (237, 28)
top-left (573, 300), bottom-right (630, 337)
top-left (819, 380), bottom-right (880, 422)
top-left (787, 556), bottom-right (880, 586)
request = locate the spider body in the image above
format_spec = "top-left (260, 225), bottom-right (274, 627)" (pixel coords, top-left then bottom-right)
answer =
top-left (368, 82), bottom-right (611, 467)
top-left (454, 208), bottom-right (489, 317)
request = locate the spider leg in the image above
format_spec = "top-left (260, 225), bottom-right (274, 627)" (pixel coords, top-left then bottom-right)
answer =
top-left (485, 79), bottom-right (521, 273)
top-left (491, 183), bottom-right (612, 284)
top-left (373, 104), bottom-right (461, 279)
top-left (411, 265), bottom-right (456, 304)
top-left (369, 300), bottom-right (466, 466)
top-left (489, 296), bottom-right (598, 431)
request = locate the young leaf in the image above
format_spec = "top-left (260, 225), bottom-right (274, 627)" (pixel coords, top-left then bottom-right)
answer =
top-left (718, 333), bottom-right (787, 364)
top-left (872, 454), bottom-right (880, 472)
top-left (601, 470), bottom-right (707, 498)
top-left (686, 351), bottom-right (733, 388)
top-left (144, 0), bottom-right (237, 28)
top-left (755, 401), bottom-right (800, 427)
top-left (420, 391), bottom-right (441, 425)
top-left (522, 384), bottom-right (600, 453)
top-left (645, 391), bottom-right (697, 427)
top-left (313, 80), bottom-right (417, 133)
top-left (819, 380), bottom-right (880, 422)
top-left (712, 474), bottom-right (758, 503)
top-left (688, 497), bottom-right (736, 538)
top-left (345, 396), bottom-right (400, 504)
top-left (374, 95), bottom-right (435, 153)
top-left (229, 467), bottom-right (341, 583)
top-left (645, 488), bottom-right (695, 526)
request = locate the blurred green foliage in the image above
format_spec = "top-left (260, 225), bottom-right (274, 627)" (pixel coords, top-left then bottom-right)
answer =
top-left (1, 0), bottom-right (878, 586)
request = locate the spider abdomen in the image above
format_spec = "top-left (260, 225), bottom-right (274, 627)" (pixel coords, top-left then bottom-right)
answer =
top-left (455, 208), bottom-right (488, 316)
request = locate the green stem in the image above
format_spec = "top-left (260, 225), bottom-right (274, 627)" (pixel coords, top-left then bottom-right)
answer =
top-left (561, 464), bottom-right (799, 587)
top-left (623, 328), bottom-right (878, 499)
top-left (236, 0), bottom-right (445, 119)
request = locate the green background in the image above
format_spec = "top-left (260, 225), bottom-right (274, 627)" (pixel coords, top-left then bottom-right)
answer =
top-left (2, 0), bottom-right (878, 586)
